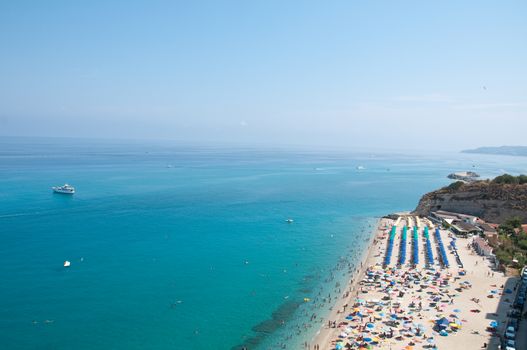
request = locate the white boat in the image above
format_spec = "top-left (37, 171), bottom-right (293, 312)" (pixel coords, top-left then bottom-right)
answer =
top-left (64, 260), bottom-right (71, 267)
top-left (52, 184), bottom-right (75, 194)
top-left (285, 218), bottom-right (294, 223)
top-left (356, 165), bottom-right (365, 170)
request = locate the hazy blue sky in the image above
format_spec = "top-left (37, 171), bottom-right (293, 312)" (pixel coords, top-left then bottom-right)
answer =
top-left (0, 1), bottom-right (526, 150)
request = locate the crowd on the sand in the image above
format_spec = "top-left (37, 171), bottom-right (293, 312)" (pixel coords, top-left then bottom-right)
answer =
top-left (323, 265), bottom-right (472, 349)
top-left (306, 222), bottom-right (517, 350)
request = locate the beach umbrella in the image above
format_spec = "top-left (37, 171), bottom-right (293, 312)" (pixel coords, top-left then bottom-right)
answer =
top-left (439, 330), bottom-right (448, 336)
top-left (436, 317), bottom-right (450, 329)
top-left (366, 323), bottom-right (375, 329)
top-left (489, 320), bottom-right (499, 328)
top-left (453, 309), bottom-right (461, 313)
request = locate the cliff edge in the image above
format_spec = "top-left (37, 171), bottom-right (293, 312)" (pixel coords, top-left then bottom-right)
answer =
top-left (413, 179), bottom-right (527, 223)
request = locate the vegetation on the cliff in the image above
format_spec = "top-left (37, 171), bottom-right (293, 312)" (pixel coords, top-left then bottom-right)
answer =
top-left (492, 174), bottom-right (527, 185)
top-left (447, 181), bottom-right (464, 190)
top-left (493, 217), bottom-right (527, 267)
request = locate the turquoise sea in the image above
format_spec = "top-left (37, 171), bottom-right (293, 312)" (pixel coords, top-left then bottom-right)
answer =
top-left (1, 137), bottom-right (527, 350)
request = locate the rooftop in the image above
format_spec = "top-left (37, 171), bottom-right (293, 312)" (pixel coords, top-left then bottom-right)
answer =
top-left (478, 223), bottom-right (497, 233)
top-left (452, 220), bottom-right (481, 233)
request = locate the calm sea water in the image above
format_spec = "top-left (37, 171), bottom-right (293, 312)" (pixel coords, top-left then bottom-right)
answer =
top-left (1, 137), bottom-right (526, 350)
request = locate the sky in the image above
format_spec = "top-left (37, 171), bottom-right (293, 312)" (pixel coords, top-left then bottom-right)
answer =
top-left (0, 0), bottom-right (526, 151)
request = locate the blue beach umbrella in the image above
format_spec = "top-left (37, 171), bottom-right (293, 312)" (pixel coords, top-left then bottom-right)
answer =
top-left (437, 317), bottom-right (450, 329)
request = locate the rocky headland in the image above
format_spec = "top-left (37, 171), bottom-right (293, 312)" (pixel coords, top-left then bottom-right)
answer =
top-left (413, 176), bottom-right (527, 223)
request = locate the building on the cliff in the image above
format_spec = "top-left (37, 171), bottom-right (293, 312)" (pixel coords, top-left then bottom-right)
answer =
top-left (477, 222), bottom-right (499, 245)
top-left (430, 210), bottom-right (479, 227)
top-left (451, 220), bottom-right (482, 237)
top-left (430, 211), bottom-right (458, 225)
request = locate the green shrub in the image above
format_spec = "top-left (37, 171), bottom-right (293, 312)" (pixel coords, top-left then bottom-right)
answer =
top-left (447, 181), bottom-right (464, 190)
top-left (492, 174), bottom-right (527, 184)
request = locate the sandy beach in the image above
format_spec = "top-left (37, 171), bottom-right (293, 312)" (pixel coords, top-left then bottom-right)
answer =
top-left (308, 216), bottom-right (519, 350)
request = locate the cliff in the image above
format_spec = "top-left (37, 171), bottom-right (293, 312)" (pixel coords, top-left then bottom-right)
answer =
top-left (413, 180), bottom-right (527, 223)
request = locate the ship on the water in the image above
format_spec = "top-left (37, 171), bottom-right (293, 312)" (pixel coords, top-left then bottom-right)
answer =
top-left (52, 184), bottom-right (75, 194)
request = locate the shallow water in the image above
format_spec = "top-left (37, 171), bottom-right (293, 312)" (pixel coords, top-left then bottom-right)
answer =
top-left (0, 137), bottom-right (526, 349)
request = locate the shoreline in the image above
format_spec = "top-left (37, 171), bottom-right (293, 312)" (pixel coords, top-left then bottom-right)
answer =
top-left (310, 217), bottom-right (390, 348)
top-left (237, 217), bottom-right (381, 350)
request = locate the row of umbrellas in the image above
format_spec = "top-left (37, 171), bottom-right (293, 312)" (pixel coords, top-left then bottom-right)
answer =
top-left (412, 227), bottom-right (419, 265)
top-left (384, 226), bottom-right (397, 265)
top-left (435, 228), bottom-right (450, 267)
top-left (424, 227), bottom-right (435, 266)
top-left (385, 225), bottom-right (451, 268)
top-left (399, 226), bottom-right (407, 265)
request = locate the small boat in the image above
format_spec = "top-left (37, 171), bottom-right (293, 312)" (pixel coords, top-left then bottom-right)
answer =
top-left (285, 219), bottom-right (294, 223)
top-left (356, 165), bottom-right (365, 170)
top-left (52, 184), bottom-right (75, 194)
top-left (63, 260), bottom-right (71, 267)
